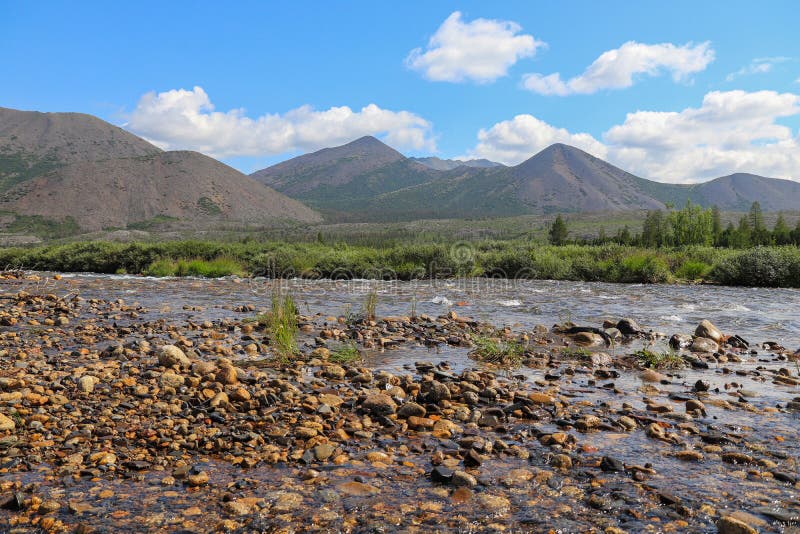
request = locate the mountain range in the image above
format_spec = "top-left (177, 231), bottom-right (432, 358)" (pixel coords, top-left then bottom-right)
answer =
top-left (1, 105), bottom-right (799, 236)
top-left (251, 136), bottom-right (800, 221)
top-left (0, 107), bottom-right (321, 231)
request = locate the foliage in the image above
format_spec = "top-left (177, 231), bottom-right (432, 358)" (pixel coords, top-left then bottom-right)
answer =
top-left (710, 247), bottom-right (800, 287)
top-left (363, 288), bottom-right (378, 320)
top-left (675, 260), bottom-right (712, 281)
top-left (2, 213), bottom-right (81, 239)
top-left (470, 336), bottom-right (525, 368)
top-left (1, 238), bottom-right (800, 287)
top-left (329, 343), bottom-right (361, 364)
top-left (548, 214), bottom-right (569, 245)
top-left (266, 289), bottom-right (299, 361)
top-left (616, 253), bottom-right (671, 283)
top-left (143, 256), bottom-right (244, 277)
top-left (197, 197), bottom-right (223, 216)
top-left (635, 349), bottom-right (686, 369)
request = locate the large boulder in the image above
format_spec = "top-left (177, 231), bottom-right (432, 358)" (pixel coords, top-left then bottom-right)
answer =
top-left (158, 345), bottom-right (191, 368)
top-left (690, 337), bottom-right (719, 353)
top-left (695, 320), bottom-right (723, 343)
top-left (362, 393), bottom-right (397, 416)
top-left (616, 318), bottom-right (643, 336)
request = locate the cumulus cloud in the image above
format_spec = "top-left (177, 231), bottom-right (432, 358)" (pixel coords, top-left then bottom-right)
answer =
top-left (467, 114), bottom-right (607, 164)
top-left (726, 56), bottom-right (791, 81)
top-left (406, 11), bottom-right (543, 83)
top-left (125, 86), bottom-right (435, 158)
top-left (467, 90), bottom-right (800, 183)
top-left (522, 41), bottom-right (714, 96)
top-left (605, 90), bottom-right (800, 182)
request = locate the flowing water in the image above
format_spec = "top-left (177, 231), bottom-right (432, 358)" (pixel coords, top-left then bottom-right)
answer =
top-left (2, 274), bottom-right (799, 532)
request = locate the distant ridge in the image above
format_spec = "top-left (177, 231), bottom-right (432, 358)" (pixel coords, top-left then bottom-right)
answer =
top-left (0, 107), bottom-right (321, 230)
top-left (252, 137), bottom-right (800, 221)
top-left (411, 156), bottom-right (504, 171)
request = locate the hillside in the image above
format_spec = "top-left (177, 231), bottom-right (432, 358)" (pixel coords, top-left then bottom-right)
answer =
top-left (252, 138), bottom-right (800, 222)
top-left (0, 107), bottom-right (321, 232)
top-left (252, 136), bottom-right (467, 217)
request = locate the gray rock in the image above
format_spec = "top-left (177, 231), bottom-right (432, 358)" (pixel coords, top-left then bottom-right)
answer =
top-left (451, 470), bottom-right (477, 487)
top-left (158, 345), bottom-right (191, 368)
top-left (669, 334), bottom-right (693, 349)
top-left (617, 318), bottom-right (642, 336)
top-left (690, 337), bottom-right (719, 353)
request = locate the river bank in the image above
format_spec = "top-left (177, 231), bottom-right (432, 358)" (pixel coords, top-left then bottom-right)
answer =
top-left (0, 273), bottom-right (798, 532)
top-left (1, 240), bottom-right (800, 287)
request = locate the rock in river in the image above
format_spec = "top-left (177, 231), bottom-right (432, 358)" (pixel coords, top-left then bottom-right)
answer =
top-left (690, 337), bottom-right (719, 353)
top-left (696, 320), bottom-right (723, 343)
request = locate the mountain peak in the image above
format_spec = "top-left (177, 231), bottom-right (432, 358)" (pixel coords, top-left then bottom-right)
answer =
top-left (250, 134), bottom-right (406, 194)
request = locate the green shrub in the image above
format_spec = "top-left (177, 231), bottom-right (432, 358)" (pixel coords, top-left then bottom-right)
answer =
top-left (617, 253), bottom-right (671, 283)
top-left (675, 260), bottom-right (712, 281)
top-left (144, 258), bottom-right (177, 277)
top-left (710, 247), bottom-right (800, 287)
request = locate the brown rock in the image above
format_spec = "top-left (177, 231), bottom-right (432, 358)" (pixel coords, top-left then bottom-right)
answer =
top-left (361, 393), bottom-right (397, 416)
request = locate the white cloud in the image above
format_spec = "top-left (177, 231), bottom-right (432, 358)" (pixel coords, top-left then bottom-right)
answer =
top-left (406, 11), bottom-right (543, 83)
top-left (726, 56), bottom-right (791, 81)
top-left (522, 41), bottom-right (714, 95)
top-left (125, 86), bottom-right (435, 158)
top-left (467, 90), bottom-right (800, 183)
top-left (467, 114), bottom-right (607, 164)
top-left (605, 90), bottom-right (800, 182)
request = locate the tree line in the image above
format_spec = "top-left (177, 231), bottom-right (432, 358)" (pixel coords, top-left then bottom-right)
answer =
top-left (548, 202), bottom-right (800, 247)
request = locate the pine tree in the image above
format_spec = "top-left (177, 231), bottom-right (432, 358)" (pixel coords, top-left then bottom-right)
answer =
top-left (748, 201), bottom-right (769, 245)
top-left (773, 213), bottom-right (791, 245)
top-left (642, 210), bottom-right (666, 247)
top-left (548, 215), bottom-right (568, 245)
top-left (711, 205), bottom-right (722, 246)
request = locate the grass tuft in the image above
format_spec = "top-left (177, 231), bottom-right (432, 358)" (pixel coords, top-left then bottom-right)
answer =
top-left (470, 336), bottom-right (525, 368)
top-left (329, 343), bottom-right (361, 364)
top-left (363, 288), bottom-right (378, 321)
top-left (266, 289), bottom-right (299, 361)
top-left (635, 349), bottom-right (685, 369)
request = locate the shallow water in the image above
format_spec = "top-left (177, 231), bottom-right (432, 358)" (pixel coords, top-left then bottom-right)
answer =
top-left (2, 273), bottom-right (799, 532)
top-left (48, 274), bottom-right (800, 344)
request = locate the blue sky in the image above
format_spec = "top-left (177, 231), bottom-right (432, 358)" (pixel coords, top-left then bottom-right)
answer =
top-left (2, 0), bottom-right (799, 182)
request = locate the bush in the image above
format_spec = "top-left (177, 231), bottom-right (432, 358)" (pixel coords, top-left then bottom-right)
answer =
top-left (675, 260), bottom-right (712, 281)
top-left (616, 253), bottom-right (671, 283)
top-left (710, 247), bottom-right (800, 287)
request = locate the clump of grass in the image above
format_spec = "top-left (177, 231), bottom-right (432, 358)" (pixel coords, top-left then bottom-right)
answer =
top-left (363, 288), bottom-right (378, 321)
top-left (267, 289), bottom-right (299, 361)
top-left (470, 336), bottom-right (525, 368)
top-left (143, 256), bottom-right (244, 278)
top-left (635, 349), bottom-right (685, 369)
top-left (185, 256), bottom-right (244, 277)
top-left (329, 342), bottom-right (361, 364)
top-left (560, 347), bottom-right (591, 359)
top-left (675, 260), bottom-right (712, 281)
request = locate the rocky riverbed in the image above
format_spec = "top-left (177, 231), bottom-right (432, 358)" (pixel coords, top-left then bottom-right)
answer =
top-left (0, 272), bottom-right (798, 533)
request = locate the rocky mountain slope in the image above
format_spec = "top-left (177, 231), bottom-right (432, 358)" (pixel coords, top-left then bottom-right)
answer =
top-left (252, 137), bottom-right (800, 222)
top-left (0, 107), bottom-right (321, 231)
